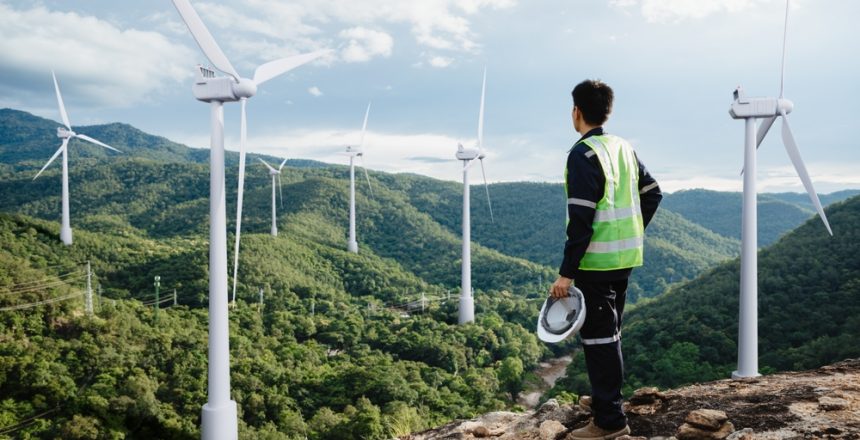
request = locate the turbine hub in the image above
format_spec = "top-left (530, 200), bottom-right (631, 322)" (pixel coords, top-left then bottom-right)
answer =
top-left (233, 78), bottom-right (257, 99)
top-left (776, 98), bottom-right (794, 115)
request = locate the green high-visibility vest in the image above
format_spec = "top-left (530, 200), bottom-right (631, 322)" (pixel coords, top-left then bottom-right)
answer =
top-left (566, 134), bottom-right (644, 271)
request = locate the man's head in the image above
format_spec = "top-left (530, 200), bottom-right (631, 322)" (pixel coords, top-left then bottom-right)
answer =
top-left (571, 80), bottom-right (613, 134)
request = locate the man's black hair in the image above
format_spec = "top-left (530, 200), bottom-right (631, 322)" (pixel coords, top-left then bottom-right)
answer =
top-left (571, 80), bottom-right (613, 126)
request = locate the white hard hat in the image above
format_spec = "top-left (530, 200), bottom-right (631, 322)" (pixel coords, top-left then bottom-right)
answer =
top-left (536, 286), bottom-right (586, 344)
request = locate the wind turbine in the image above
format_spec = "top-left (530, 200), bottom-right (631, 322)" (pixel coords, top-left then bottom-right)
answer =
top-left (258, 157), bottom-right (288, 237)
top-left (170, 1), bottom-right (326, 438)
top-left (33, 71), bottom-right (120, 246)
top-left (345, 102), bottom-right (374, 253)
top-left (455, 68), bottom-right (494, 325)
top-left (729, 0), bottom-right (832, 379)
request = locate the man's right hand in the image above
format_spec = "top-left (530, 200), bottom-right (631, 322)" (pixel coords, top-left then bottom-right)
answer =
top-left (550, 276), bottom-right (573, 299)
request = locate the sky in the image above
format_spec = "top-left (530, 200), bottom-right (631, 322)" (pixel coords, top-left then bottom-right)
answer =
top-left (1, 0), bottom-right (858, 193)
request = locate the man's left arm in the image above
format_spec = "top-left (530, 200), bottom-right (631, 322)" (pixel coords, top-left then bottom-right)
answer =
top-left (636, 153), bottom-right (662, 228)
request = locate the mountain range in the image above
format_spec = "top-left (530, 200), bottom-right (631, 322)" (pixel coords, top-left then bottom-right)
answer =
top-left (1, 107), bottom-right (857, 439)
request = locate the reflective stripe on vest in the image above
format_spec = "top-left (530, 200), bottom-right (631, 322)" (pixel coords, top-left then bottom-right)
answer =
top-left (572, 135), bottom-right (645, 271)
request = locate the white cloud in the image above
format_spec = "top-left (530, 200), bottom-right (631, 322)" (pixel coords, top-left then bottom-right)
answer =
top-left (338, 27), bottom-right (394, 63)
top-left (611, 0), bottom-right (773, 23)
top-left (249, 129), bottom-right (459, 176)
top-left (429, 56), bottom-right (454, 68)
top-left (308, 86), bottom-right (323, 97)
top-left (187, 0), bottom-right (517, 66)
top-left (0, 4), bottom-right (194, 107)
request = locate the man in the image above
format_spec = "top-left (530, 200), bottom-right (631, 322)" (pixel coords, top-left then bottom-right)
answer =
top-left (551, 79), bottom-right (662, 439)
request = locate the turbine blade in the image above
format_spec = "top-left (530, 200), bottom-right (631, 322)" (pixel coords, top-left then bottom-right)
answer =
top-left (741, 116), bottom-right (779, 175)
top-left (478, 67), bottom-right (486, 150)
top-left (463, 156), bottom-right (480, 171)
top-left (756, 116), bottom-right (777, 148)
top-left (171, 0), bottom-right (240, 80)
top-left (780, 112), bottom-right (832, 235)
top-left (479, 159), bottom-right (494, 223)
top-left (52, 71), bottom-right (71, 130)
top-left (231, 98), bottom-right (248, 300)
top-left (257, 157), bottom-right (276, 173)
top-left (76, 134), bottom-right (120, 153)
top-left (360, 101), bottom-right (371, 150)
top-left (253, 50), bottom-right (330, 85)
top-left (33, 139), bottom-right (67, 180)
top-left (779, 0), bottom-right (790, 98)
top-left (278, 157), bottom-right (288, 171)
top-left (359, 156), bottom-right (374, 199)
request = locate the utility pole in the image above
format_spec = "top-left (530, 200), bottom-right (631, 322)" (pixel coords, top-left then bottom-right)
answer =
top-left (154, 275), bottom-right (161, 320)
top-left (258, 287), bottom-right (264, 312)
top-left (174, 288), bottom-right (178, 306)
top-left (311, 297), bottom-right (315, 316)
top-left (421, 292), bottom-right (426, 313)
top-left (85, 261), bottom-right (93, 317)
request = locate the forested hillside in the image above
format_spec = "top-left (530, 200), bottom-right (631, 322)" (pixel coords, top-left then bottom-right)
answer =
top-left (0, 212), bottom-right (562, 439)
top-left (2, 107), bottom-right (858, 438)
top-left (388, 177), bottom-right (739, 302)
top-left (552, 194), bottom-right (860, 398)
top-left (662, 189), bottom-right (859, 246)
top-left (1, 108), bottom-right (737, 302)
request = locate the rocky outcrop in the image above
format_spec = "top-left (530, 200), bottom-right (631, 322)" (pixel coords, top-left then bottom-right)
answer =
top-left (401, 359), bottom-right (860, 439)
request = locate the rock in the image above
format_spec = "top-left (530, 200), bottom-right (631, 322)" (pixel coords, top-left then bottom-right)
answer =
top-left (629, 387), bottom-right (665, 404)
top-left (676, 421), bottom-right (734, 440)
top-left (711, 423), bottom-right (735, 440)
top-left (405, 360), bottom-right (860, 440)
top-left (469, 426), bottom-right (491, 437)
top-left (818, 396), bottom-right (849, 411)
top-left (677, 423), bottom-right (712, 440)
top-left (531, 403), bottom-right (589, 428)
top-left (535, 398), bottom-right (560, 418)
top-left (684, 409), bottom-right (728, 431)
top-left (725, 428), bottom-right (755, 440)
top-left (579, 395), bottom-right (592, 409)
top-left (538, 420), bottom-right (566, 440)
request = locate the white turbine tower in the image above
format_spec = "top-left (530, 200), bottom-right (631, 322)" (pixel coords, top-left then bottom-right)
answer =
top-left (171, 1), bottom-right (326, 438)
top-left (345, 102), bottom-right (374, 253)
top-left (455, 68), bottom-right (494, 325)
top-left (729, 0), bottom-right (832, 379)
top-left (33, 71), bottom-right (120, 246)
top-left (258, 157), bottom-right (288, 237)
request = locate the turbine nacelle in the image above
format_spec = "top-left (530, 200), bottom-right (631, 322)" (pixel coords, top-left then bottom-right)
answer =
top-left (456, 143), bottom-right (482, 161)
top-left (192, 65), bottom-right (257, 103)
top-left (57, 127), bottom-right (74, 139)
top-left (730, 86), bottom-right (794, 119)
top-left (345, 145), bottom-right (364, 156)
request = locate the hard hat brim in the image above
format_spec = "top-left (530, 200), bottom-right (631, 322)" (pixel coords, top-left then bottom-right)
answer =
top-left (536, 287), bottom-right (586, 344)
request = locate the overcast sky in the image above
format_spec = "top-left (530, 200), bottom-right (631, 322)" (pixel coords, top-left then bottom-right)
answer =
top-left (1, 0), bottom-right (858, 193)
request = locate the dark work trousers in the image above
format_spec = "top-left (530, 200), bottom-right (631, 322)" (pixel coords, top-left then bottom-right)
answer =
top-left (577, 277), bottom-right (628, 430)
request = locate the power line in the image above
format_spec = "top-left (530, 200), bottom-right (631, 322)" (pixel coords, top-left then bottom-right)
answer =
top-left (141, 297), bottom-right (174, 307)
top-left (2, 269), bottom-right (83, 288)
top-left (0, 290), bottom-right (84, 312)
top-left (0, 272), bottom-right (85, 297)
top-left (0, 407), bottom-right (61, 436)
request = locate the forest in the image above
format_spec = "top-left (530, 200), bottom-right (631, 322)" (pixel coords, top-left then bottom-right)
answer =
top-left (1, 108), bottom-right (858, 439)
